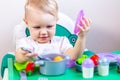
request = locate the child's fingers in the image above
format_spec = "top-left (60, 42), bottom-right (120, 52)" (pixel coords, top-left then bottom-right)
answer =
top-left (81, 16), bottom-right (92, 27)
top-left (88, 18), bottom-right (92, 24)
top-left (77, 23), bottom-right (90, 34)
top-left (80, 18), bottom-right (86, 28)
top-left (79, 16), bottom-right (91, 31)
top-left (82, 16), bottom-right (90, 26)
top-left (77, 24), bottom-right (85, 32)
top-left (25, 53), bottom-right (37, 58)
top-left (25, 53), bottom-right (34, 57)
top-left (17, 48), bottom-right (27, 55)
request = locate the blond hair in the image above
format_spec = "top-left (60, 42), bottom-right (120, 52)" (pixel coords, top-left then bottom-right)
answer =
top-left (25, 0), bottom-right (58, 19)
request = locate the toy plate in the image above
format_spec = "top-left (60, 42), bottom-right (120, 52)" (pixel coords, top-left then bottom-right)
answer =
top-left (96, 52), bottom-right (119, 63)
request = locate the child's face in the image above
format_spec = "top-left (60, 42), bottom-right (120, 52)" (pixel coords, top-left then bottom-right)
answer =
top-left (25, 9), bottom-right (57, 43)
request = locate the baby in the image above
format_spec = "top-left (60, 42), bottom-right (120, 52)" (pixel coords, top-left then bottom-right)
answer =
top-left (15, 0), bottom-right (92, 63)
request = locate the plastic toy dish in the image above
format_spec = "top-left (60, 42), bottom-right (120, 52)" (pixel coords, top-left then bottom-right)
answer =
top-left (66, 60), bottom-right (75, 68)
top-left (94, 66), bottom-right (98, 72)
top-left (96, 52), bottom-right (119, 66)
top-left (96, 52), bottom-right (117, 62)
top-left (75, 61), bottom-right (82, 72)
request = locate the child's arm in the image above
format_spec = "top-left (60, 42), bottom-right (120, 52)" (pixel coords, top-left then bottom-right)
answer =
top-left (65, 16), bottom-right (91, 60)
top-left (15, 48), bottom-right (36, 63)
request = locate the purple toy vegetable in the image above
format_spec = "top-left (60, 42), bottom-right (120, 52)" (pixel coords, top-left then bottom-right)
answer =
top-left (74, 10), bottom-right (84, 34)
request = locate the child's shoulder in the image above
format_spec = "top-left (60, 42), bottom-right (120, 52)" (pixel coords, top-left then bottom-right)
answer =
top-left (17, 36), bottom-right (33, 43)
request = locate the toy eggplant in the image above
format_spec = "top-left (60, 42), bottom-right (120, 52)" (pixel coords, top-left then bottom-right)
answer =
top-left (74, 10), bottom-right (84, 34)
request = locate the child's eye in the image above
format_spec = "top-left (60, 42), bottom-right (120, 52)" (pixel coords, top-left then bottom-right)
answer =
top-left (47, 25), bottom-right (54, 28)
top-left (33, 26), bottom-right (41, 29)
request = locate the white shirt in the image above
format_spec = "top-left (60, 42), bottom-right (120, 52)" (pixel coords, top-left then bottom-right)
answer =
top-left (16, 36), bottom-right (73, 56)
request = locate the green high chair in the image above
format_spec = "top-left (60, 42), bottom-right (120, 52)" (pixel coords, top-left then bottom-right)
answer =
top-left (0, 24), bottom-right (77, 78)
top-left (0, 13), bottom-right (95, 79)
top-left (0, 24), bottom-right (95, 79)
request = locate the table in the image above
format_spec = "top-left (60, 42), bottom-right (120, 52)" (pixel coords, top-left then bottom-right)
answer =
top-left (8, 50), bottom-right (120, 80)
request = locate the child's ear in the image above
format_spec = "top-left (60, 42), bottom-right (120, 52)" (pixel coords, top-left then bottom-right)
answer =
top-left (23, 18), bottom-right (28, 25)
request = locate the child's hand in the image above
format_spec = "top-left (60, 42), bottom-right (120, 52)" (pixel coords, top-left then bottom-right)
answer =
top-left (77, 16), bottom-right (92, 38)
top-left (15, 48), bottom-right (37, 63)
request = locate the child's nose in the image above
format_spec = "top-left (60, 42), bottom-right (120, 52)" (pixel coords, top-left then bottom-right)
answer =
top-left (40, 28), bottom-right (47, 34)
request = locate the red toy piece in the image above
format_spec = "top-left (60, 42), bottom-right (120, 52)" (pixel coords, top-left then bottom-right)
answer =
top-left (90, 54), bottom-right (99, 66)
top-left (25, 62), bottom-right (35, 76)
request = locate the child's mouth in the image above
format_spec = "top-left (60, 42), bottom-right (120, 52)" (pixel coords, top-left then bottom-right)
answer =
top-left (40, 37), bottom-right (48, 40)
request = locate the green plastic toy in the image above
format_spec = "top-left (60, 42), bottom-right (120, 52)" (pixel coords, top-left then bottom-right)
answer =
top-left (76, 55), bottom-right (88, 65)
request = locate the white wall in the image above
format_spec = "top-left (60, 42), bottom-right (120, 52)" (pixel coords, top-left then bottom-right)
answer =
top-left (0, 0), bottom-right (25, 62)
top-left (0, 0), bottom-right (120, 60)
top-left (56, 0), bottom-right (120, 53)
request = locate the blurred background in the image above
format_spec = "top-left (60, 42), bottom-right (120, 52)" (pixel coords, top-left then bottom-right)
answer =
top-left (0, 0), bottom-right (120, 77)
